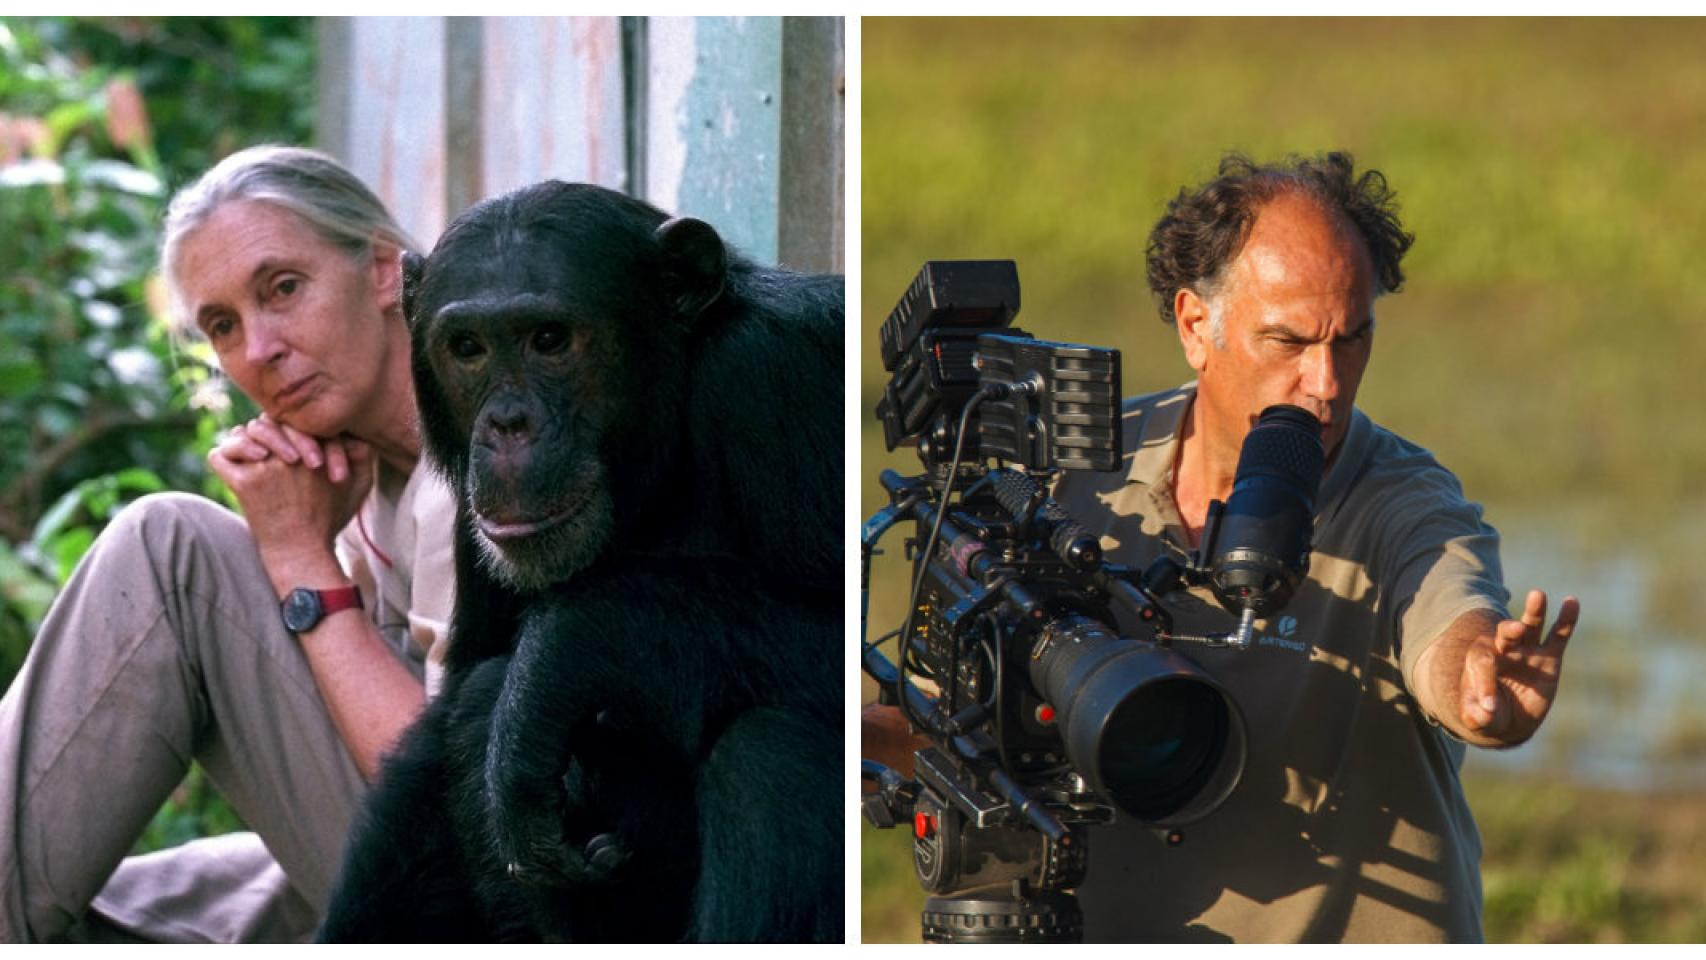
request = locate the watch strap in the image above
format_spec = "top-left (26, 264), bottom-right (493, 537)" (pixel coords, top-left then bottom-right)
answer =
top-left (281, 584), bottom-right (364, 633)
top-left (317, 584), bottom-right (363, 616)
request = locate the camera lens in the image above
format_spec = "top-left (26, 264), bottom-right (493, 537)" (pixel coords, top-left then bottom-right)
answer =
top-left (1097, 677), bottom-right (1231, 822)
top-left (1029, 615), bottom-right (1246, 826)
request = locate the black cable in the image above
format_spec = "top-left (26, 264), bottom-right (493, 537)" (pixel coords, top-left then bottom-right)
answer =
top-left (895, 385), bottom-right (999, 733)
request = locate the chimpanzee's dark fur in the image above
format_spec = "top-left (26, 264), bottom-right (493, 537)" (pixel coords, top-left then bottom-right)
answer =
top-left (317, 182), bottom-right (842, 942)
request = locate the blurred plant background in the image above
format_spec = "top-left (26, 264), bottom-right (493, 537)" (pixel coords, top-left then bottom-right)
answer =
top-left (0, 16), bottom-right (312, 854)
top-left (862, 17), bottom-right (1706, 944)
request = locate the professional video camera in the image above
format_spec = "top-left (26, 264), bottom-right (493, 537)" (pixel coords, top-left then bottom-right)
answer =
top-left (861, 260), bottom-right (1327, 943)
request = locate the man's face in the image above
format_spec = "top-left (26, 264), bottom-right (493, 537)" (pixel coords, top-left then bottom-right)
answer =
top-left (1176, 192), bottom-right (1377, 459)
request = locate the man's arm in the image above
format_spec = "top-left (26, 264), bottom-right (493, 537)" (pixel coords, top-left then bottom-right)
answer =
top-left (1409, 589), bottom-right (1579, 748)
top-left (862, 702), bottom-right (927, 782)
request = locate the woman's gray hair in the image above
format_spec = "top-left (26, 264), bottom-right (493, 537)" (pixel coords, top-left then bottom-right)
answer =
top-left (160, 144), bottom-right (420, 335)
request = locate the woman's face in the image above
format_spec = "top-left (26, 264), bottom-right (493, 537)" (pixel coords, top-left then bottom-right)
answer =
top-left (174, 198), bottom-right (403, 438)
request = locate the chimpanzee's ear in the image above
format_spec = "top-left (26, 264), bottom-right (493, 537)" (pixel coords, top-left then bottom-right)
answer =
top-left (655, 217), bottom-right (727, 320)
top-left (402, 251), bottom-right (426, 330)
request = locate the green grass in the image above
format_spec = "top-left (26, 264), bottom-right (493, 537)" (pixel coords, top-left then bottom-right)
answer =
top-left (862, 17), bottom-right (1706, 517)
top-left (1467, 773), bottom-right (1706, 942)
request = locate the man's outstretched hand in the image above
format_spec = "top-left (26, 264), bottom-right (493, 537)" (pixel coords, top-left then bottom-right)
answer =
top-left (1454, 589), bottom-right (1578, 745)
top-left (1413, 589), bottom-right (1579, 748)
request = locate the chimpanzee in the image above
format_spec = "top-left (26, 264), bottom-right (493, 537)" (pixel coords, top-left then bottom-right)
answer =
top-left (317, 182), bottom-right (843, 942)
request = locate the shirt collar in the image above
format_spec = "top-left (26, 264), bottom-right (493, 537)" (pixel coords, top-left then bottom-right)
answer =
top-left (1123, 381), bottom-right (1370, 525)
top-left (1125, 383), bottom-right (1194, 492)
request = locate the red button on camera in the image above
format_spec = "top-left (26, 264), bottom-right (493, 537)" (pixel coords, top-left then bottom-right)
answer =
top-left (914, 812), bottom-right (937, 839)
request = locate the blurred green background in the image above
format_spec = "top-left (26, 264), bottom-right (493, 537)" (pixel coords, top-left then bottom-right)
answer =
top-left (861, 17), bottom-right (1706, 944)
top-left (1, 16), bottom-right (311, 858)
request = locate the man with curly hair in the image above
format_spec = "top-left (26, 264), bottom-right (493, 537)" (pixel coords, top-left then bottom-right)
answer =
top-left (1056, 151), bottom-right (1578, 941)
top-left (865, 151), bottom-right (1578, 942)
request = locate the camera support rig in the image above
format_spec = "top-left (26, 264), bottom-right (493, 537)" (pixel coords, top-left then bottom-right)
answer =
top-left (861, 462), bottom-right (1261, 941)
top-left (861, 261), bottom-right (1325, 943)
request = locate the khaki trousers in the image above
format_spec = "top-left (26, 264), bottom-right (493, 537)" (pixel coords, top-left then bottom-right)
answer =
top-left (0, 492), bottom-right (396, 942)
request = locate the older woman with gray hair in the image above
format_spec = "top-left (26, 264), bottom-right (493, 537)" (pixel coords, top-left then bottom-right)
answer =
top-left (0, 145), bottom-right (454, 942)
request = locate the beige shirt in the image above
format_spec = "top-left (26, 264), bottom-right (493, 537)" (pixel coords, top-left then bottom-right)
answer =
top-left (1053, 384), bottom-right (1507, 943)
top-left (333, 461), bottom-right (457, 698)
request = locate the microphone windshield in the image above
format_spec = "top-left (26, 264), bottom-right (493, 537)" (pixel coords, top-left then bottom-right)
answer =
top-left (1203, 404), bottom-right (1325, 619)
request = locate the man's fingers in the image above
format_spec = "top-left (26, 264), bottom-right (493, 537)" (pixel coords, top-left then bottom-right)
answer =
top-left (1460, 643), bottom-right (1502, 730)
top-left (1495, 589), bottom-right (1562, 656)
top-left (1546, 595), bottom-right (1580, 651)
top-left (1520, 589), bottom-right (1547, 628)
top-left (1493, 619), bottom-right (1523, 656)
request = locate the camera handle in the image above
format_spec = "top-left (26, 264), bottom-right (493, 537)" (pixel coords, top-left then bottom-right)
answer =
top-left (860, 493), bottom-right (914, 711)
top-left (1095, 506), bottom-right (1265, 651)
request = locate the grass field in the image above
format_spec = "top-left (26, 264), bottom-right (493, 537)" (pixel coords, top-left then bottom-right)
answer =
top-left (859, 17), bottom-right (1706, 942)
top-left (862, 17), bottom-right (1706, 518)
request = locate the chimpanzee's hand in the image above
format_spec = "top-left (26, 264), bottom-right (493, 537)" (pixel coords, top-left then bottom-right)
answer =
top-left (489, 711), bottom-right (631, 888)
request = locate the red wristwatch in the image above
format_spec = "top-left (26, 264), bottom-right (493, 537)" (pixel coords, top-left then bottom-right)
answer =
top-left (280, 585), bottom-right (364, 633)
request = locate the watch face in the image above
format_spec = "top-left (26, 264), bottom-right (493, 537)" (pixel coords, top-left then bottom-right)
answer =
top-left (281, 588), bottom-right (323, 633)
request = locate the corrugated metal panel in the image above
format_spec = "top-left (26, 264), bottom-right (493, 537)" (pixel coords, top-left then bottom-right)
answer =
top-left (479, 17), bottom-right (628, 199)
top-left (778, 16), bottom-right (844, 274)
top-left (341, 17), bottom-right (448, 249)
top-left (645, 16), bottom-right (784, 264)
top-left (319, 16), bottom-right (841, 265)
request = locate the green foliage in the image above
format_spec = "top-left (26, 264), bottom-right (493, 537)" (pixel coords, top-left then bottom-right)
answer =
top-left (0, 540), bottom-right (53, 685)
top-left (32, 467), bottom-right (166, 582)
top-left (1, 16), bottom-right (312, 852)
top-left (0, 17), bottom-right (304, 686)
top-left (134, 764), bottom-right (249, 855)
top-left (6, 18), bottom-right (315, 183)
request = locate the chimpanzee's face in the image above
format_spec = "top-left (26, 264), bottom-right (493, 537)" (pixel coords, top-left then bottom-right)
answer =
top-left (406, 185), bottom-right (718, 593)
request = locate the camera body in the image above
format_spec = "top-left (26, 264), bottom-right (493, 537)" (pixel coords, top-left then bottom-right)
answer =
top-left (863, 261), bottom-right (1329, 942)
top-left (875, 260), bottom-right (1122, 473)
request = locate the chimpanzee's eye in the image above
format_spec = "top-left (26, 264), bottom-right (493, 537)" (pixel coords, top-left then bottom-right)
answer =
top-left (449, 333), bottom-right (486, 360)
top-left (532, 324), bottom-right (571, 355)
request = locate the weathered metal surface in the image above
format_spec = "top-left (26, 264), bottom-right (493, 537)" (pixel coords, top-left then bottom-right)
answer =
top-left (478, 17), bottom-right (627, 201)
top-left (317, 16), bottom-right (843, 268)
top-left (778, 16), bottom-right (844, 274)
top-left (315, 19), bottom-right (352, 162)
top-left (645, 16), bottom-right (785, 264)
top-left (444, 18), bottom-right (484, 224)
top-left (343, 17), bottom-right (448, 250)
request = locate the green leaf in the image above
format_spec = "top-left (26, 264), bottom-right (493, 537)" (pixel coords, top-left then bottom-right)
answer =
top-left (0, 358), bottom-right (43, 398)
top-left (46, 526), bottom-right (94, 585)
top-left (0, 539), bottom-right (57, 625)
top-left (41, 99), bottom-right (97, 154)
top-left (31, 482), bottom-right (89, 547)
top-left (108, 467), bottom-right (166, 495)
